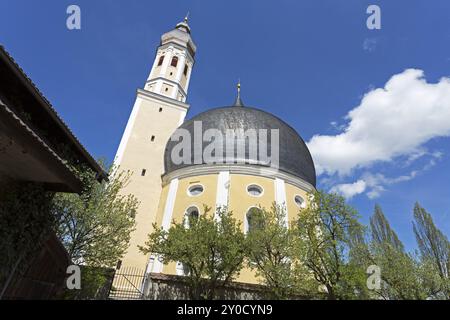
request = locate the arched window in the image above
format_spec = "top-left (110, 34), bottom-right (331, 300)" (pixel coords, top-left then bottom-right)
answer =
top-left (171, 56), bottom-right (178, 67)
top-left (176, 261), bottom-right (190, 276)
top-left (184, 206), bottom-right (200, 228)
top-left (245, 207), bottom-right (264, 233)
top-left (157, 55), bottom-right (164, 66)
top-left (183, 64), bottom-right (189, 76)
top-left (294, 195), bottom-right (306, 208)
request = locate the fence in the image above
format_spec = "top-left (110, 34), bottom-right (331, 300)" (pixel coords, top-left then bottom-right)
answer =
top-left (108, 266), bottom-right (147, 300)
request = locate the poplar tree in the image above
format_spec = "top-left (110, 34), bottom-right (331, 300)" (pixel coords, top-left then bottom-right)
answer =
top-left (413, 203), bottom-right (450, 299)
top-left (369, 205), bottom-right (429, 299)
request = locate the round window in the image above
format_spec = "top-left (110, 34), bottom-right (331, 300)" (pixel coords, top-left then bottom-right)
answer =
top-left (294, 195), bottom-right (305, 208)
top-left (188, 185), bottom-right (204, 196)
top-left (247, 184), bottom-right (263, 197)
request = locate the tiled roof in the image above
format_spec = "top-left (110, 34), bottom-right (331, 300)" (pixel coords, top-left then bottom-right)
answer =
top-left (0, 45), bottom-right (107, 180)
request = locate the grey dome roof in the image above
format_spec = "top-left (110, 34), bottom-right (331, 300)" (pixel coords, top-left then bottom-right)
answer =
top-left (164, 106), bottom-right (316, 187)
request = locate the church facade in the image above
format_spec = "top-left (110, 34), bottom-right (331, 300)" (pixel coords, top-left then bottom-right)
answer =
top-left (114, 17), bottom-right (316, 287)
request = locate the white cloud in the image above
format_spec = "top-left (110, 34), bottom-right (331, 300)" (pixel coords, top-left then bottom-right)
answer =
top-left (308, 69), bottom-right (450, 177)
top-left (330, 180), bottom-right (366, 199)
top-left (330, 156), bottom-right (439, 199)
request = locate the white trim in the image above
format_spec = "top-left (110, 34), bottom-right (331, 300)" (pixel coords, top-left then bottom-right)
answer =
top-left (146, 50), bottom-right (161, 82)
top-left (137, 89), bottom-right (189, 111)
top-left (294, 194), bottom-right (307, 209)
top-left (187, 184), bottom-right (205, 197)
top-left (215, 171), bottom-right (230, 209)
top-left (152, 178), bottom-right (179, 273)
top-left (162, 164), bottom-right (315, 193)
top-left (274, 178), bottom-right (288, 227)
top-left (172, 54), bottom-right (187, 99)
top-left (178, 109), bottom-right (187, 126)
top-left (176, 261), bottom-right (185, 276)
top-left (246, 183), bottom-right (264, 198)
top-left (113, 97), bottom-right (142, 167)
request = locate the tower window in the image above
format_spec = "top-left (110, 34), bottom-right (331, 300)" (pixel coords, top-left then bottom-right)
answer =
top-left (157, 55), bottom-right (165, 66)
top-left (141, 169), bottom-right (147, 176)
top-left (171, 56), bottom-right (178, 67)
top-left (151, 136), bottom-right (155, 142)
top-left (159, 107), bottom-right (163, 112)
top-left (183, 64), bottom-right (189, 76)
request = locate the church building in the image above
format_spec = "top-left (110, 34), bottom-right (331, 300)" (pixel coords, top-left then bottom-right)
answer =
top-left (113, 16), bottom-right (316, 292)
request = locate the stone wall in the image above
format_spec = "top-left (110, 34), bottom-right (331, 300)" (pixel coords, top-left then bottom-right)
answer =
top-left (142, 273), bottom-right (268, 300)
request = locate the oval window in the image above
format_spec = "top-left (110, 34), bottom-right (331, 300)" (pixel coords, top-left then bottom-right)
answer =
top-left (188, 185), bottom-right (204, 196)
top-left (247, 184), bottom-right (263, 197)
top-left (294, 195), bottom-right (305, 208)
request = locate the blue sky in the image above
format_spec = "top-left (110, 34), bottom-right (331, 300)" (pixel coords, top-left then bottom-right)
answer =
top-left (1, 0), bottom-right (449, 250)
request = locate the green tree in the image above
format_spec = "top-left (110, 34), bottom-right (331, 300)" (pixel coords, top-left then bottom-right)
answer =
top-left (370, 204), bottom-right (404, 251)
top-left (53, 165), bottom-right (138, 268)
top-left (413, 203), bottom-right (450, 299)
top-left (294, 191), bottom-right (366, 300)
top-left (245, 204), bottom-right (311, 299)
top-left (139, 206), bottom-right (247, 300)
top-left (368, 205), bottom-right (430, 299)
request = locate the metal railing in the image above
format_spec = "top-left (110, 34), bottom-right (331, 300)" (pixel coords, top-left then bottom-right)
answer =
top-left (108, 266), bottom-right (146, 300)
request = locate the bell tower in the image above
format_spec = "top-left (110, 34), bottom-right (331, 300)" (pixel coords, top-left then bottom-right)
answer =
top-left (144, 15), bottom-right (195, 102)
top-left (114, 16), bottom-right (196, 271)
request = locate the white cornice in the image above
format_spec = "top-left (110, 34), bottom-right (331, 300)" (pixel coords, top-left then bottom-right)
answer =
top-left (145, 77), bottom-right (188, 97)
top-left (161, 164), bottom-right (316, 193)
top-left (158, 42), bottom-right (195, 63)
top-left (137, 89), bottom-right (189, 111)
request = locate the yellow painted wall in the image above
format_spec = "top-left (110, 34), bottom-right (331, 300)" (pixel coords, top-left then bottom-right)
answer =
top-left (117, 93), bottom-right (186, 271)
top-left (156, 172), bottom-right (312, 285)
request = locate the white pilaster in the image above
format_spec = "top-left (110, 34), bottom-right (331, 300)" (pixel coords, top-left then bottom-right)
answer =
top-left (172, 54), bottom-right (187, 99)
top-left (184, 66), bottom-right (193, 93)
top-left (147, 51), bottom-right (161, 82)
top-left (274, 178), bottom-right (288, 227)
top-left (215, 171), bottom-right (230, 209)
top-left (152, 178), bottom-right (179, 273)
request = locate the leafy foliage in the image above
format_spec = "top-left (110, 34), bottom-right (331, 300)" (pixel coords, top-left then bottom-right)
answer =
top-left (245, 204), bottom-right (309, 299)
top-left (53, 164), bottom-right (138, 268)
top-left (294, 191), bottom-right (367, 299)
top-left (413, 203), bottom-right (450, 299)
top-left (139, 206), bottom-right (247, 300)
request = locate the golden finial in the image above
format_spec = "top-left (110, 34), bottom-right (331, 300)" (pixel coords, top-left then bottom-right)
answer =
top-left (237, 79), bottom-right (241, 94)
top-left (184, 12), bottom-right (190, 23)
